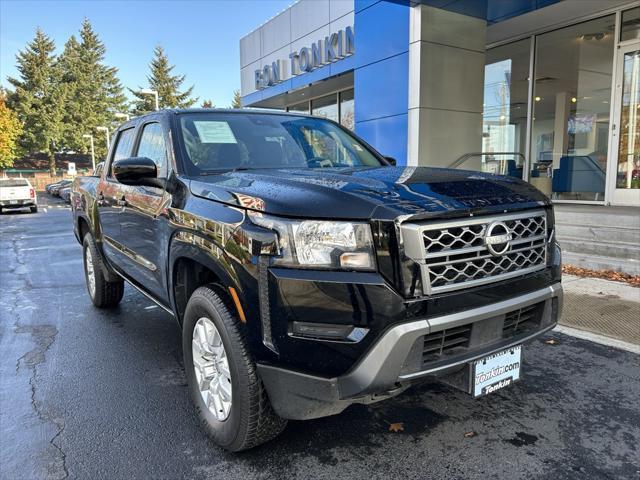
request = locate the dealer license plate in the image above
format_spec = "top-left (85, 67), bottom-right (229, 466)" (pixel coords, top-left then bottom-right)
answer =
top-left (472, 346), bottom-right (521, 397)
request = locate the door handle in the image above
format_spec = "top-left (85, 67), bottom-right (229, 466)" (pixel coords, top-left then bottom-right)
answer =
top-left (116, 196), bottom-right (127, 207)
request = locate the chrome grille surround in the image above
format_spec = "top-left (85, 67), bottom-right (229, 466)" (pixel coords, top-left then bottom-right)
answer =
top-left (401, 210), bottom-right (547, 294)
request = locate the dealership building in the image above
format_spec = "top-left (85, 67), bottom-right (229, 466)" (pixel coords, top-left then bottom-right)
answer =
top-left (240, 0), bottom-right (640, 273)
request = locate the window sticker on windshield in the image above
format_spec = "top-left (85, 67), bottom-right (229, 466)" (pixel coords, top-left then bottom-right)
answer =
top-left (193, 121), bottom-right (237, 144)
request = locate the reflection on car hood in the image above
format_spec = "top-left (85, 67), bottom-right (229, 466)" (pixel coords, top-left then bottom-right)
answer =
top-left (187, 166), bottom-right (549, 221)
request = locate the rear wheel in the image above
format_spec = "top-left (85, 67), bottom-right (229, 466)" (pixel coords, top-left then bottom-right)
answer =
top-left (82, 233), bottom-right (124, 308)
top-left (30, 206), bottom-right (37, 213)
top-left (183, 286), bottom-right (287, 451)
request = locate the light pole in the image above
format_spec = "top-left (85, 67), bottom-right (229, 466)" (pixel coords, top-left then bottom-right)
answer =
top-left (114, 112), bottom-right (130, 122)
top-left (96, 126), bottom-right (110, 153)
top-left (139, 89), bottom-right (159, 111)
top-left (82, 134), bottom-right (96, 171)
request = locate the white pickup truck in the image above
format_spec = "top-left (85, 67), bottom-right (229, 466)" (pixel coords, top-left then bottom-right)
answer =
top-left (0, 178), bottom-right (38, 213)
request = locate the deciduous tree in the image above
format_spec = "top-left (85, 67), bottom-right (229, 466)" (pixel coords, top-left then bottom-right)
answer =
top-left (0, 89), bottom-right (23, 169)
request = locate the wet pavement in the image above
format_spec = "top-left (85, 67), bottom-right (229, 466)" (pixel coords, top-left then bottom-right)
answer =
top-left (1, 199), bottom-right (639, 480)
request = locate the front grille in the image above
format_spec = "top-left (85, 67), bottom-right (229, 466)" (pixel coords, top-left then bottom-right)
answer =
top-left (402, 210), bottom-right (548, 294)
top-left (421, 301), bottom-right (545, 365)
top-left (422, 325), bottom-right (472, 363)
top-left (502, 302), bottom-right (544, 337)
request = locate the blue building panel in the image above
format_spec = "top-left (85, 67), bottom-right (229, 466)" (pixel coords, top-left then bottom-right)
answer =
top-left (354, 52), bottom-right (408, 122)
top-left (356, 113), bottom-right (408, 165)
top-left (355, 0), bottom-right (381, 13)
top-left (354, 0), bottom-right (409, 69)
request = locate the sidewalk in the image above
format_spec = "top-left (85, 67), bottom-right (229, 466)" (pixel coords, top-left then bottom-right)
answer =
top-left (559, 275), bottom-right (640, 348)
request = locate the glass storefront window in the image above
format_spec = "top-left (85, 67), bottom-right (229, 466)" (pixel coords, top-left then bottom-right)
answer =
top-left (340, 89), bottom-right (354, 130)
top-left (287, 101), bottom-right (309, 114)
top-left (621, 7), bottom-right (640, 42)
top-left (311, 94), bottom-right (338, 122)
top-left (616, 49), bottom-right (640, 189)
top-left (530, 15), bottom-right (615, 201)
top-left (481, 39), bottom-right (530, 178)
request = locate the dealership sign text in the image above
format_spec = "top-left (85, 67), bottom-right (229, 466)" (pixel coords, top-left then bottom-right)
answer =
top-left (255, 26), bottom-right (354, 90)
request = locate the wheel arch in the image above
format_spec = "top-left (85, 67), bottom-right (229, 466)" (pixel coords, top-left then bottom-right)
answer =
top-left (169, 232), bottom-right (244, 325)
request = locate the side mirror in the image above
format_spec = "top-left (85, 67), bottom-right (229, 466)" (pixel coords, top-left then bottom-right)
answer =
top-left (113, 157), bottom-right (163, 188)
top-left (384, 156), bottom-right (397, 166)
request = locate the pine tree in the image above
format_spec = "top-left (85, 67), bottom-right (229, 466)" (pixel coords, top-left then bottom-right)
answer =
top-left (7, 29), bottom-right (66, 174)
top-left (59, 19), bottom-right (127, 159)
top-left (231, 89), bottom-right (242, 109)
top-left (131, 45), bottom-right (197, 114)
top-left (201, 99), bottom-right (214, 108)
top-left (0, 89), bottom-right (23, 169)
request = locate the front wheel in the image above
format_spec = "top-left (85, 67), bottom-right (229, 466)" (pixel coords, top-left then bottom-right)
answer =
top-left (82, 233), bottom-right (124, 308)
top-left (183, 286), bottom-right (287, 451)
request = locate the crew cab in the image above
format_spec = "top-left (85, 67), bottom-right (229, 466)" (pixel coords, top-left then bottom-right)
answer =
top-left (71, 109), bottom-right (562, 451)
top-left (0, 178), bottom-right (37, 213)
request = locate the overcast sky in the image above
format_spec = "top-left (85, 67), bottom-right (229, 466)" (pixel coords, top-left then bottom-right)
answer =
top-left (0, 0), bottom-right (292, 107)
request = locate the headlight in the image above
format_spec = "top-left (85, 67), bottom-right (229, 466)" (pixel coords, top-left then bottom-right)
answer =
top-left (249, 212), bottom-right (376, 271)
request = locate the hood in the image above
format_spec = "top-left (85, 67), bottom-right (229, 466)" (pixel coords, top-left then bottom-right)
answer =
top-left (187, 166), bottom-right (549, 221)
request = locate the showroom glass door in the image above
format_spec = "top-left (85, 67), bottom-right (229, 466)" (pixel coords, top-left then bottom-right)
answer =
top-left (609, 44), bottom-right (640, 205)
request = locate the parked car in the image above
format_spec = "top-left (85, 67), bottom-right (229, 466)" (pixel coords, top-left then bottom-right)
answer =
top-left (46, 181), bottom-right (61, 194)
top-left (59, 186), bottom-right (72, 203)
top-left (0, 178), bottom-right (37, 213)
top-left (71, 109), bottom-right (563, 451)
top-left (50, 180), bottom-right (72, 196)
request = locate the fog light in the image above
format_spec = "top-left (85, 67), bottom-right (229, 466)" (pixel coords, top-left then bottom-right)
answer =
top-left (290, 321), bottom-right (369, 343)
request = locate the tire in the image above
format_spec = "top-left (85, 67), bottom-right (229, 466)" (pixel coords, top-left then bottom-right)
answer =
top-left (30, 206), bottom-right (38, 213)
top-left (183, 286), bottom-right (287, 452)
top-left (82, 233), bottom-right (124, 308)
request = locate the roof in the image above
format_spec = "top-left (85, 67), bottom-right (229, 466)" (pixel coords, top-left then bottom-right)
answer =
top-left (122, 108), bottom-right (310, 127)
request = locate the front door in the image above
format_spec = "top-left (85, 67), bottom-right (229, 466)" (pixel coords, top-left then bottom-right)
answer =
top-left (117, 120), bottom-right (171, 301)
top-left (99, 126), bottom-right (137, 267)
top-left (608, 44), bottom-right (640, 206)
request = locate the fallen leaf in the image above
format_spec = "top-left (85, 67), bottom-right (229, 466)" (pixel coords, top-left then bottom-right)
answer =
top-left (545, 339), bottom-right (558, 345)
top-left (464, 431), bottom-right (476, 438)
top-left (388, 422), bottom-right (404, 433)
top-left (562, 265), bottom-right (640, 288)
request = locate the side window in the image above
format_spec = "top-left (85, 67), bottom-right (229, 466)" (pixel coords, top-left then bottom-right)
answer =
top-left (136, 123), bottom-right (167, 177)
top-left (108, 127), bottom-right (136, 177)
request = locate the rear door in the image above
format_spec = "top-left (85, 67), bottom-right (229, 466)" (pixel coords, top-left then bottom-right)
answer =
top-left (116, 119), bottom-right (171, 301)
top-left (98, 126), bottom-right (136, 267)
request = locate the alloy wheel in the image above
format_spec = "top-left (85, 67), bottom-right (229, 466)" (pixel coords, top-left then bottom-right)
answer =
top-left (192, 317), bottom-right (233, 421)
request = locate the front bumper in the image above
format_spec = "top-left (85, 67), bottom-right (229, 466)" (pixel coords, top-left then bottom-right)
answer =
top-left (258, 282), bottom-right (562, 420)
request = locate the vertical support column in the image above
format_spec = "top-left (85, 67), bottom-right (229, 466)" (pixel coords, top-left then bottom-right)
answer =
top-left (407, 5), bottom-right (487, 168)
top-left (353, 0), bottom-right (410, 164)
top-left (552, 91), bottom-right (571, 169)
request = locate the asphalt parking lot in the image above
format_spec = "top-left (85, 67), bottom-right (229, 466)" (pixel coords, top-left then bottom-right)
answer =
top-left (1, 197), bottom-right (639, 480)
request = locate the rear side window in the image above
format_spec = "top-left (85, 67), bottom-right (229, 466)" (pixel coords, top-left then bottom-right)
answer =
top-left (136, 123), bottom-right (167, 177)
top-left (108, 127), bottom-right (136, 177)
top-left (0, 179), bottom-right (29, 187)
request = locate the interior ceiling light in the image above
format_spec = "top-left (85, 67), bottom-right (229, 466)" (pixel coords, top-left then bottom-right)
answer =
top-left (578, 32), bottom-right (606, 40)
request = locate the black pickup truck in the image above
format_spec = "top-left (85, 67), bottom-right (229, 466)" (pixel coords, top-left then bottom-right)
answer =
top-left (71, 109), bottom-right (562, 451)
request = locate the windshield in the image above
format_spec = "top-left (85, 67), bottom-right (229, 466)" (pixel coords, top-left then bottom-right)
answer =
top-left (178, 112), bottom-right (384, 175)
top-left (0, 179), bottom-right (29, 188)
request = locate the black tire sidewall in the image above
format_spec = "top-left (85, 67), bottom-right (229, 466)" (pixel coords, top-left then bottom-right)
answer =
top-left (183, 289), bottom-right (246, 449)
